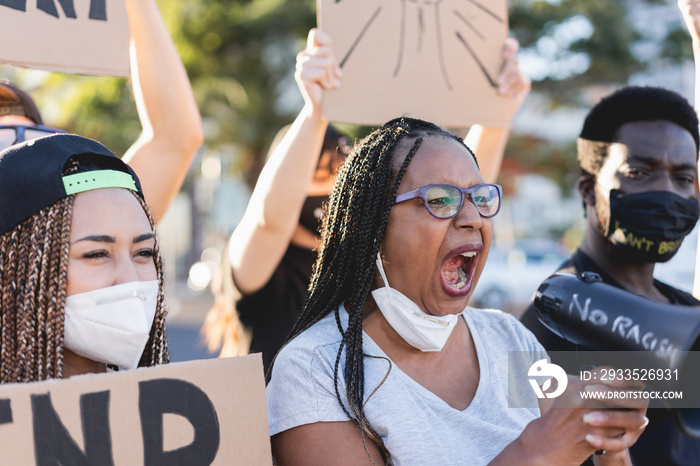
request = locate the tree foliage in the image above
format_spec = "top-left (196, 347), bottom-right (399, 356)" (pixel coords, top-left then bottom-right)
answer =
top-left (164, 0), bottom-right (317, 184)
top-left (6, 0), bottom-right (692, 191)
top-left (503, 0), bottom-right (692, 190)
top-left (510, 0), bottom-right (648, 105)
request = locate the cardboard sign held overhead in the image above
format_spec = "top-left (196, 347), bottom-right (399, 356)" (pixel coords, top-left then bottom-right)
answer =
top-left (0, 0), bottom-right (129, 76)
top-left (0, 355), bottom-right (272, 465)
top-left (319, 0), bottom-right (511, 128)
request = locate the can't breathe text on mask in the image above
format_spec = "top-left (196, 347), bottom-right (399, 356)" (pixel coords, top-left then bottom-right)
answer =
top-left (604, 189), bottom-right (700, 263)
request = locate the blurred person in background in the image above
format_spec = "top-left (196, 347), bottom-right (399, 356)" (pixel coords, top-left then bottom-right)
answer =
top-left (203, 27), bottom-right (531, 371)
top-left (0, 0), bottom-right (203, 223)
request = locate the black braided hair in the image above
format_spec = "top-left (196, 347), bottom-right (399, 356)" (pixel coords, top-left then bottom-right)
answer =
top-left (269, 117), bottom-right (478, 464)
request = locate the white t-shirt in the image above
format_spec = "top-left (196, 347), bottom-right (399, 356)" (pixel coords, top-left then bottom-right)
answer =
top-left (267, 305), bottom-right (546, 466)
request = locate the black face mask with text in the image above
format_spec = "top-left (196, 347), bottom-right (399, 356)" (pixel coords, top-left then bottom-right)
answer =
top-left (298, 195), bottom-right (328, 237)
top-left (604, 189), bottom-right (700, 263)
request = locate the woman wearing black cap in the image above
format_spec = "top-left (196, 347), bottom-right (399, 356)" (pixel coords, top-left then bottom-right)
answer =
top-left (0, 134), bottom-right (168, 382)
top-left (203, 28), bottom-right (531, 371)
top-left (0, 0), bottom-right (202, 223)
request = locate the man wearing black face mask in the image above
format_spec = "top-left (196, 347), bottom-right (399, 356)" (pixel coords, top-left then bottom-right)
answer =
top-left (520, 85), bottom-right (700, 465)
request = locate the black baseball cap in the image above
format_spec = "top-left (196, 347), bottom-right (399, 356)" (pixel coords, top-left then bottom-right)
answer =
top-left (0, 133), bottom-right (143, 236)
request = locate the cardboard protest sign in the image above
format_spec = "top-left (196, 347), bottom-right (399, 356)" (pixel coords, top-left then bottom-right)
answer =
top-left (318, 0), bottom-right (511, 128)
top-left (0, 355), bottom-right (272, 465)
top-left (0, 0), bottom-right (129, 76)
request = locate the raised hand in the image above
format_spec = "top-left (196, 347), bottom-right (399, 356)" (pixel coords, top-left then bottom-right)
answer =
top-left (296, 28), bottom-right (342, 113)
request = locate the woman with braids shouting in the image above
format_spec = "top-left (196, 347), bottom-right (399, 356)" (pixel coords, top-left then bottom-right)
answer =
top-left (266, 117), bottom-right (648, 465)
top-left (204, 27), bottom-right (530, 370)
top-left (0, 133), bottom-right (168, 382)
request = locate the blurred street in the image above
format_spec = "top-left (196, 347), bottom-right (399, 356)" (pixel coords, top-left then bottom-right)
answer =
top-left (165, 291), bottom-right (217, 363)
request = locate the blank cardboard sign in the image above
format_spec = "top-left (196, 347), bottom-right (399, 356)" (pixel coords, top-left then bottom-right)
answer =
top-left (0, 355), bottom-right (272, 465)
top-left (0, 0), bottom-right (129, 76)
top-left (318, 0), bottom-right (511, 128)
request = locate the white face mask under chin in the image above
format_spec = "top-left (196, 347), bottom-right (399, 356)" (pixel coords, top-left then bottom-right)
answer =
top-left (63, 280), bottom-right (159, 370)
top-left (371, 252), bottom-right (459, 352)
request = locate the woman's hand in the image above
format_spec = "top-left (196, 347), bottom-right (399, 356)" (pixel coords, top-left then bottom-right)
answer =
top-left (533, 371), bottom-right (648, 465)
top-left (492, 369), bottom-right (648, 466)
top-left (679, 0), bottom-right (700, 46)
top-left (464, 37), bottom-right (531, 183)
top-left (496, 38), bottom-right (531, 117)
top-left (295, 28), bottom-right (342, 114)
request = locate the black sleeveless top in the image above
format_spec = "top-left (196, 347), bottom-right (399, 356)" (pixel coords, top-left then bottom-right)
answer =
top-left (236, 243), bottom-right (315, 372)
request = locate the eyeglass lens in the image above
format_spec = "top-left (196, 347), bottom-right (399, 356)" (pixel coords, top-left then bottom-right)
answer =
top-left (425, 185), bottom-right (500, 218)
top-left (0, 126), bottom-right (60, 151)
top-left (0, 128), bottom-right (16, 151)
top-left (23, 128), bottom-right (57, 141)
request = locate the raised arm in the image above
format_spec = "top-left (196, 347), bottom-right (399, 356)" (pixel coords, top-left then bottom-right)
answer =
top-left (121, 0), bottom-right (203, 223)
top-left (679, 1), bottom-right (700, 111)
top-left (228, 29), bottom-right (341, 294)
top-left (465, 38), bottom-right (531, 184)
top-left (678, 0), bottom-right (700, 298)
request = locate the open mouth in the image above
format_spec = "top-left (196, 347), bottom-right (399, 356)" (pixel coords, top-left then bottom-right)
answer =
top-left (441, 250), bottom-right (478, 295)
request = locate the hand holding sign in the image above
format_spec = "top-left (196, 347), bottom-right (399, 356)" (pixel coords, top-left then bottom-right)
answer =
top-left (296, 28), bottom-right (342, 114)
top-left (318, 0), bottom-right (513, 127)
top-left (495, 38), bottom-right (531, 115)
top-left (679, 0), bottom-right (700, 44)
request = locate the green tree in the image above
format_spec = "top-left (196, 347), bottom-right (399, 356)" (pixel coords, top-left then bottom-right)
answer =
top-left (164, 0), bottom-right (318, 185)
top-left (510, 0), bottom-right (644, 105)
top-left (15, 0), bottom-right (691, 191)
top-left (502, 0), bottom-right (690, 191)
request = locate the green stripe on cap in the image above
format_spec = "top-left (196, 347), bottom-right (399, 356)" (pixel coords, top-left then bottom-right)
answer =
top-left (63, 170), bottom-right (137, 195)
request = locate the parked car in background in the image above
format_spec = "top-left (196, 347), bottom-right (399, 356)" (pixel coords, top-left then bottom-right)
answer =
top-left (471, 239), bottom-right (571, 317)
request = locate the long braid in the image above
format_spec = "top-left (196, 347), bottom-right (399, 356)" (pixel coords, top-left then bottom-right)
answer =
top-left (15, 211), bottom-right (41, 382)
top-left (33, 210), bottom-right (51, 380)
top-left (269, 117), bottom-right (477, 463)
top-left (12, 223), bottom-right (32, 382)
top-left (1, 230), bottom-right (19, 381)
top-left (0, 229), bottom-right (9, 381)
top-left (50, 197), bottom-right (73, 379)
top-left (0, 197), bottom-right (73, 383)
top-left (135, 194), bottom-right (170, 367)
top-left (339, 130), bottom-right (425, 463)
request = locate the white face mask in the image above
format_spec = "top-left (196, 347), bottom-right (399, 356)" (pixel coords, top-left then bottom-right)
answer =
top-left (63, 280), bottom-right (159, 370)
top-left (371, 253), bottom-right (459, 352)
